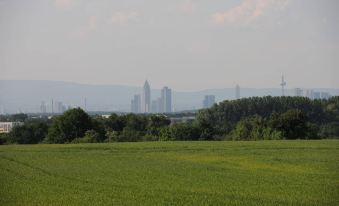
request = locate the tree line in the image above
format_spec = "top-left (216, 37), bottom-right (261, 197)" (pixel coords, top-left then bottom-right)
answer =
top-left (0, 96), bottom-right (338, 144)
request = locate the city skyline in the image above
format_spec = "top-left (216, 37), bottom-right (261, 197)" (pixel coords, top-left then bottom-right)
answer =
top-left (0, 79), bottom-right (338, 114)
top-left (131, 80), bottom-right (173, 114)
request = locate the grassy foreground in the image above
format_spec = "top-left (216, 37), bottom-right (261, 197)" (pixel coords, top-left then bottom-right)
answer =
top-left (0, 141), bottom-right (338, 206)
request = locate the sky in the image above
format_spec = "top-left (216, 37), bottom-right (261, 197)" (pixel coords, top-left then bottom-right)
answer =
top-left (0, 0), bottom-right (338, 91)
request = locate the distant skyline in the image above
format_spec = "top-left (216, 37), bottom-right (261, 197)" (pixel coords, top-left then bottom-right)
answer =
top-left (1, 0), bottom-right (339, 90)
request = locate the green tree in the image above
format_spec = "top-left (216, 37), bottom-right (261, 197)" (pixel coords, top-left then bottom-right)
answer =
top-left (45, 108), bottom-right (92, 143)
top-left (275, 109), bottom-right (308, 139)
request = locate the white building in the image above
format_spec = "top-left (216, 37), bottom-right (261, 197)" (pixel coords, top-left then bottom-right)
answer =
top-left (141, 80), bottom-right (151, 113)
top-left (0, 122), bottom-right (24, 133)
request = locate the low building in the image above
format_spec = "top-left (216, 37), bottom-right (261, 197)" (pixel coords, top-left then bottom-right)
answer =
top-left (170, 116), bottom-right (196, 124)
top-left (0, 122), bottom-right (24, 133)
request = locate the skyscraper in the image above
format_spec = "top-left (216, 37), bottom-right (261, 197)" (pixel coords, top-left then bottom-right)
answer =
top-left (203, 95), bottom-right (215, 108)
top-left (235, 84), bottom-right (240, 99)
top-left (40, 101), bottom-right (47, 113)
top-left (161, 86), bottom-right (172, 113)
top-left (141, 80), bottom-right (151, 113)
top-left (131, 94), bottom-right (141, 113)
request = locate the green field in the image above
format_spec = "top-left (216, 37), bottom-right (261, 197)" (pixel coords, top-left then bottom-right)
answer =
top-left (0, 141), bottom-right (338, 206)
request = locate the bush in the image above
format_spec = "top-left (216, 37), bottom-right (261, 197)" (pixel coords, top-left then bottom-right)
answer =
top-left (117, 129), bottom-right (144, 142)
top-left (105, 130), bottom-right (120, 142)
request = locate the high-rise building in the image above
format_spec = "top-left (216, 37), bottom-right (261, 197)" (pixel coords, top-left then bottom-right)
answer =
top-left (141, 80), bottom-right (151, 113)
top-left (161, 86), bottom-right (172, 113)
top-left (294, 88), bottom-right (303, 97)
top-left (202, 95), bottom-right (215, 108)
top-left (235, 84), bottom-right (240, 99)
top-left (40, 101), bottom-right (47, 113)
top-left (131, 94), bottom-right (141, 113)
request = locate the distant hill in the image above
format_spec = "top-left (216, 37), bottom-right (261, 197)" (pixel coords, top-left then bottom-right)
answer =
top-left (1, 80), bottom-right (338, 114)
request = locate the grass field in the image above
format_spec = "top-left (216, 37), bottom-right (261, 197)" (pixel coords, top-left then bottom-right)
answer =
top-left (0, 141), bottom-right (338, 206)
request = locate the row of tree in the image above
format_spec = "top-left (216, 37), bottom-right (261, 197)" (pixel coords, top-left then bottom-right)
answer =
top-left (0, 96), bottom-right (338, 144)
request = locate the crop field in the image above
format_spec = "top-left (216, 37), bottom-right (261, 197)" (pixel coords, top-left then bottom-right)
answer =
top-left (0, 140), bottom-right (338, 206)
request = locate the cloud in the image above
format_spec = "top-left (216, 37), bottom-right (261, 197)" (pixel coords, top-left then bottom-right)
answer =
top-left (109, 11), bottom-right (139, 25)
top-left (55, 0), bottom-right (73, 10)
top-left (211, 0), bottom-right (289, 25)
top-left (178, 0), bottom-right (196, 14)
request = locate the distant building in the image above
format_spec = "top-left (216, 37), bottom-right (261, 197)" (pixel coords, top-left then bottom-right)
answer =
top-left (161, 86), bottom-right (172, 113)
top-left (313, 92), bottom-right (321, 99)
top-left (235, 85), bottom-right (240, 99)
top-left (294, 88), bottom-right (303, 97)
top-left (55, 101), bottom-right (66, 113)
top-left (203, 95), bottom-right (215, 108)
top-left (141, 80), bottom-right (151, 113)
top-left (305, 89), bottom-right (314, 99)
top-left (40, 101), bottom-right (47, 113)
top-left (151, 98), bottom-right (162, 113)
top-left (0, 122), bottom-right (24, 133)
top-left (131, 94), bottom-right (141, 113)
top-left (305, 90), bottom-right (331, 100)
top-left (170, 116), bottom-right (196, 124)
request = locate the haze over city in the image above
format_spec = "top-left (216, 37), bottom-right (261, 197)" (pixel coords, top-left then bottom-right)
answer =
top-left (1, 0), bottom-right (339, 91)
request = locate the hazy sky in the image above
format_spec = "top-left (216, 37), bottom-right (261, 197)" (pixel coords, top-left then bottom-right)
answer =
top-left (0, 0), bottom-right (338, 90)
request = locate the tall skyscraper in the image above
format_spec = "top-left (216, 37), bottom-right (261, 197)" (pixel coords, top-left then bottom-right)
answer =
top-left (131, 94), bottom-right (141, 113)
top-left (141, 80), bottom-right (151, 113)
top-left (203, 95), bottom-right (215, 108)
top-left (235, 84), bottom-right (240, 99)
top-left (161, 86), bottom-right (172, 113)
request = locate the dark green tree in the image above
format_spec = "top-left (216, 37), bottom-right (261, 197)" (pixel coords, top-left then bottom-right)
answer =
top-left (8, 120), bottom-right (48, 144)
top-left (45, 108), bottom-right (92, 143)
